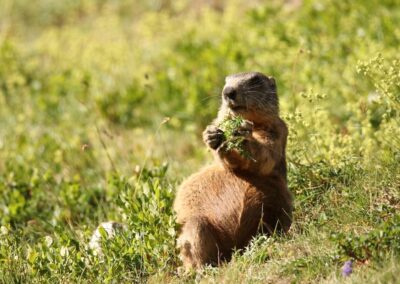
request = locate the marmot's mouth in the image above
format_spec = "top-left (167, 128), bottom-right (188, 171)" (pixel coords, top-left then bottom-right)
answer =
top-left (229, 105), bottom-right (246, 112)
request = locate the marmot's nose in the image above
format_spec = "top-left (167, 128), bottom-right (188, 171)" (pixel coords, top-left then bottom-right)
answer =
top-left (223, 86), bottom-right (237, 100)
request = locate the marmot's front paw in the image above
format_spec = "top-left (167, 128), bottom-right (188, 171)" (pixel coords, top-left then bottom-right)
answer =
top-left (203, 125), bottom-right (225, 150)
top-left (234, 120), bottom-right (254, 138)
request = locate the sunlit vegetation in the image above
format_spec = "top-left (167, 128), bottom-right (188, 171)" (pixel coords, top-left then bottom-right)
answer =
top-left (0, 0), bottom-right (399, 282)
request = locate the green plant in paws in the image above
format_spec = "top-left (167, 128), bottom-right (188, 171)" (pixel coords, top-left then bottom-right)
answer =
top-left (218, 115), bottom-right (254, 160)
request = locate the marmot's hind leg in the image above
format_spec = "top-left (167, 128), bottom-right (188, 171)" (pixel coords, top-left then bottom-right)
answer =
top-left (177, 217), bottom-right (219, 272)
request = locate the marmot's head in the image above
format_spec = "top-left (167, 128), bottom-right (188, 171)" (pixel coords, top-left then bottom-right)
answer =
top-left (220, 72), bottom-right (278, 122)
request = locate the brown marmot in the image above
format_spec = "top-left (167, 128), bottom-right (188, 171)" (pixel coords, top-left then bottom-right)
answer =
top-left (173, 72), bottom-right (293, 271)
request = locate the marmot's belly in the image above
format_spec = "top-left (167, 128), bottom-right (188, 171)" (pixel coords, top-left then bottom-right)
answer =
top-left (175, 164), bottom-right (293, 248)
top-left (175, 166), bottom-right (269, 248)
top-left (209, 178), bottom-right (266, 248)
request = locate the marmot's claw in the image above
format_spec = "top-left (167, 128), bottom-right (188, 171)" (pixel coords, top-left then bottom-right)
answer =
top-left (203, 125), bottom-right (225, 150)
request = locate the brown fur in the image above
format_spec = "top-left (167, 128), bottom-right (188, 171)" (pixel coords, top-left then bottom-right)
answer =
top-left (174, 72), bottom-right (293, 271)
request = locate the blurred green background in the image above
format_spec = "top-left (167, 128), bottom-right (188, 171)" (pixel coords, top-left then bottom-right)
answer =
top-left (0, 0), bottom-right (399, 282)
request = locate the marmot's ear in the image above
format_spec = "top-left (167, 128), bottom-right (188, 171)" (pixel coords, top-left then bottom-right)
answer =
top-left (267, 76), bottom-right (276, 89)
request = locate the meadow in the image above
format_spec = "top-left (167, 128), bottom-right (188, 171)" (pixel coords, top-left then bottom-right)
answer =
top-left (0, 0), bottom-right (399, 283)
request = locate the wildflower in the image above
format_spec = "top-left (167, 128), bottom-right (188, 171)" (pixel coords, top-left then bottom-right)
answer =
top-left (60, 246), bottom-right (69, 257)
top-left (44, 236), bottom-right (53, 247)
top-left (342, 260), bottom-right (353, 277)
top-left (0, 226), bottom-right (8, 235)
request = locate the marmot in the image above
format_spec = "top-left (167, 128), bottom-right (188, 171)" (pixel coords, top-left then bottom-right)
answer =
top-left (173, 72), bottom-right (293, 271)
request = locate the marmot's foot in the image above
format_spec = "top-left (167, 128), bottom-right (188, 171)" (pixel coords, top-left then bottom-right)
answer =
top-left (203, 125), bottom-right (225, 150)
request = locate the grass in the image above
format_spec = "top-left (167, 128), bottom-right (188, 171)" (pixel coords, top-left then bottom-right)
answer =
top-left (218, 115), bottom-right (253, 159)
top-left (0, 0), bottom-right (399, 283)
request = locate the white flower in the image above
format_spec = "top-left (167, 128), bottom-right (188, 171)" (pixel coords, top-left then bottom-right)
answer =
top-left (60, 246), bottom-right (69, 257)
top-left (0, 226), bottom-right (8, 235)
top-left (368, 92), bottom-right (381, 104)
top-left (44, 236), bottom-right (53, 247)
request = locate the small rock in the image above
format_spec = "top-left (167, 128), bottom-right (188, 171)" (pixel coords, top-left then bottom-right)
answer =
top-left (89, 221), bottom-right (124, 254)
